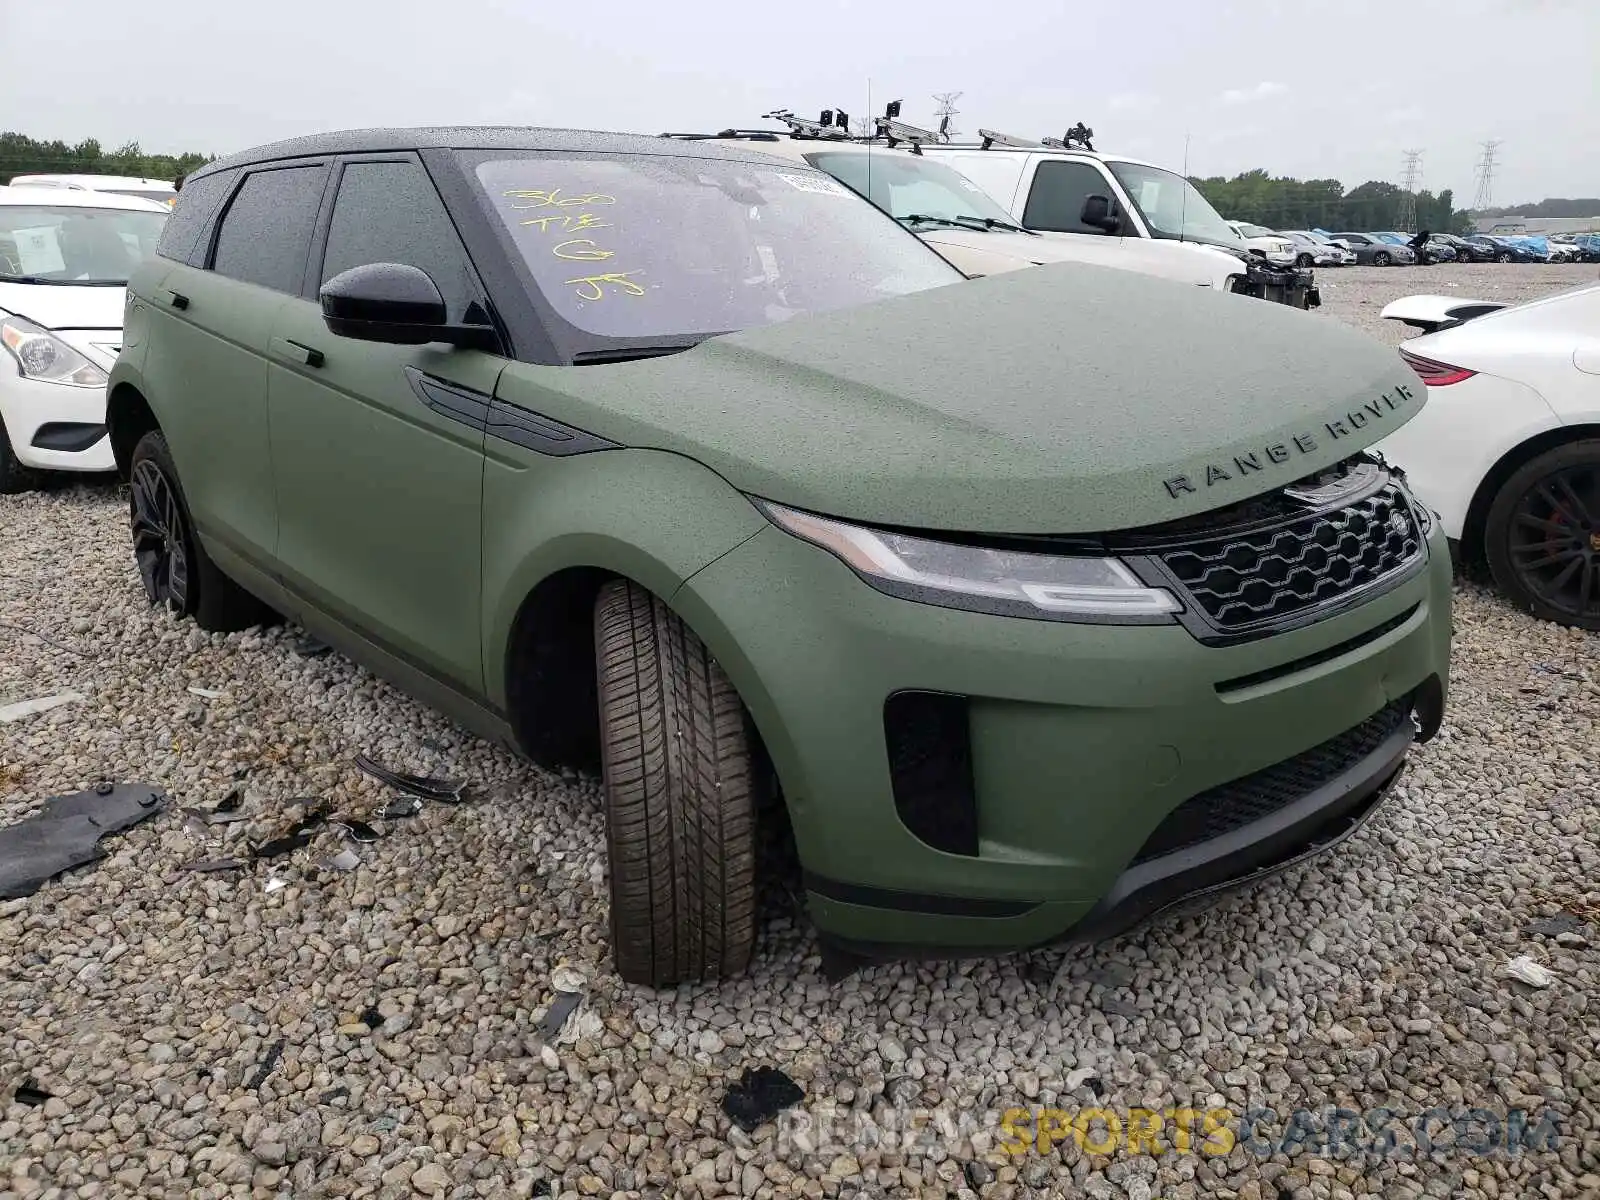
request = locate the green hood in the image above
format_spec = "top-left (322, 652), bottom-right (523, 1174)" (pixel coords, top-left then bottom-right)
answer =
top-left (506, 263), bottom-right (1425, 535)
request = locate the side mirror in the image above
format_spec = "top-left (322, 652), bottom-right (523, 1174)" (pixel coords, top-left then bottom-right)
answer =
top-left (319, 263), bottom-right (497, 350)
top-left (1080, 194), bottom-right (1122, 234)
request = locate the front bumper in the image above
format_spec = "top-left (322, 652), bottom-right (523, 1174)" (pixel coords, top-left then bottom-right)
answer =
top-left (675, 513), bottom-right (1453, 957)
top-left (0, 371), bottom-right (115, 473)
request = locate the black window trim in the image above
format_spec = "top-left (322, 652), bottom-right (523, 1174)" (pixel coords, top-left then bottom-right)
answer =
top-left (203, 159), bottom-right (334, 296)
top-left (307, 151), bottom-right (509, 357)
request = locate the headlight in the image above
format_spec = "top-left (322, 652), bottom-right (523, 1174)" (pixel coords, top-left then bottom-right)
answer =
top-left (0, 314), bottom-right (108, 388)
top-left (761, 501), bottom-right (1181, 621)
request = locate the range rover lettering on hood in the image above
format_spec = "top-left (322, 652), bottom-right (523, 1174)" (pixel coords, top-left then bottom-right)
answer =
top-left (1161, 383), bottom-right (1417, 500)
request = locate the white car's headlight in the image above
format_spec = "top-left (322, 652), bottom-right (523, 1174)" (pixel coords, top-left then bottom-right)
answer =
top-left (0, 314), bottom-right (108, 388)
top-left (761, 501), bottom-right (1181, 621)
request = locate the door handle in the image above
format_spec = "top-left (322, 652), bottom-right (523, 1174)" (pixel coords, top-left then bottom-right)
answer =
top-left (271, 337), bottom-right (325, 368)
top-left (160, 288), bottom-right (189, 310)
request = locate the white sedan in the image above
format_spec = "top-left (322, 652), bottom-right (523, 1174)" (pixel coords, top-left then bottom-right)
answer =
top-left (1, 186), bottom-right (169, 492)
top-left (1372, 284), bottom-right (1600, 630)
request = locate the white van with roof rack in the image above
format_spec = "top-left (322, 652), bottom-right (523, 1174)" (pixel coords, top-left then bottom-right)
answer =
top-left (911, 116), bottom-right (1318, 308)
top-left (9, 174), bottom-right (176, 208)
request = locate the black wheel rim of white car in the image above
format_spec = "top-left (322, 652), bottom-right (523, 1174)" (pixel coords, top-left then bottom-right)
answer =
top-left (1508, 463), bottom-right (1600, 621)
top-left (131, 460), bottom-right (191, 611)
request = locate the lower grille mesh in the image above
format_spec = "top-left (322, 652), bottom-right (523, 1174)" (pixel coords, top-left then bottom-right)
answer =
top-left (1132, 699), bottom-right (1411, 864)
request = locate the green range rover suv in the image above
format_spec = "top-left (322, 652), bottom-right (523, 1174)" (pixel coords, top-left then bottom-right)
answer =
top-left (108, 128), bottom-right (1451, 985)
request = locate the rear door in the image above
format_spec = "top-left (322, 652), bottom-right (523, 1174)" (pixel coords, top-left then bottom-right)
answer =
top-left (266, 153), bottom-right (505, 693)
top-left (140, 162), bottom-right (329, 572)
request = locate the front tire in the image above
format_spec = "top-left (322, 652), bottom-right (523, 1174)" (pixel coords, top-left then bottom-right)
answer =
top-left (0, 415), bottom-right (38, 495)
top-left (1295, 253), bottom-right (1314, 268)
top-left (1374, 251), bottom-right (1392, 266)
top-left (1497, 252), bottom-right (1513, 263)
top-left (1484, 440), bottom-right (1600, 631)
top-left (594, 579), bottom-right (758, 986)
top-left (128, 430), bottom-right (274, 632)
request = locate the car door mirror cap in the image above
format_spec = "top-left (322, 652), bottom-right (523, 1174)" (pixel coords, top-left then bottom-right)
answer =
top-left (320, 262), bottom-right (497, 350)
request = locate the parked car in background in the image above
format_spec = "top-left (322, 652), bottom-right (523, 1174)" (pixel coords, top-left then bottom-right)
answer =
top-left (1463, 235), bottom-right (1541, 263)
top-left (1436, 233), bottom-right (1495, 263)
top-left (1570, 233), bottom-right (1600, 263)
top-left (0, 186), bottom-right (168, 492)
top-left (1421, 237), bottom-right (1458, 264)
top-left (107, 125), bottom-right (1448, 984)
top-left (1546, 237), bottom-right (1581, 263)
top-left (1376, 281), bottom-right (1600, 631)
top-left (1280, 230), bottom-right (1355, 267)
top-left (1331, 233), bottom-right (1415, 266)
top-left (8, 173), bottom-right (177, 209)
top-left (1226, 220), bottom-right (1297, 264)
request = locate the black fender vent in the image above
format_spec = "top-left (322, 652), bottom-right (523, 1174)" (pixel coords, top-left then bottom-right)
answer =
top-left (883, 691), bottom-right (979, 857)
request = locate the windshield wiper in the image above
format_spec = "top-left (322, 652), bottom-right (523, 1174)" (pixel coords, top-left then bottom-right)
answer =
top-left (954, 215), bottom-right (1036, 235)
top-left (570, 344), bottom-right (701, 365)
top-left (899, 213), bottom-right (1036, 236)
top-left (897, 214), bottom-right (976, 231)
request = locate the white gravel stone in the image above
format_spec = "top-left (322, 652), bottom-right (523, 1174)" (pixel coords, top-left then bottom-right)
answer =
top-left (0, 263), bottom-right (1595, 1199)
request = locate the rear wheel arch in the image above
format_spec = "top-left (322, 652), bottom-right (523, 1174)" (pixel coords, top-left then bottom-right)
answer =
top-left (108, 383), bottom-right (160, 481)
top-left (1462, 423), bottom-right (1600, 566)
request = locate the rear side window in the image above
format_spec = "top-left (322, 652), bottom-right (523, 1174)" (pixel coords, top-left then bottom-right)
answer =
top-left (211, 165), bottom-right (327, 293)
top-left (156, 168), bottom-right (237, 266)
top-left (320, 160), bottom-right (479, 320)
top-left (1022, 160), bottom-right (1114, 234)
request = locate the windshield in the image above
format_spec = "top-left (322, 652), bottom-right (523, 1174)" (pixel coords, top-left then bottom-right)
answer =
top-left (803, 151), bottom-right (1018, 229)
top-left (471, 153), bottom-right (959, 342)
top-left (1105, 161), bottom-right (1241, 248)
top-left (0, 205), bottom-right (166, 284)
top-left (1236, 222), bottom-right (1276, 238)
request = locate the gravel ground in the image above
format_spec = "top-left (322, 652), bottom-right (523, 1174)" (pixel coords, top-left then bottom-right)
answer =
top-left (2, 263), bottom-right (1597, 1200)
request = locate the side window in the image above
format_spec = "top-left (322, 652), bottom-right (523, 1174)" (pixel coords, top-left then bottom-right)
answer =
top-left (320, 160), bottom-right (478, 320)
top-left (1021, 161), bottom-right (1115, 234)
top-left (210, 165), bottom-right (326, 293)
top-left (156, 168), bottom-right (237, 266)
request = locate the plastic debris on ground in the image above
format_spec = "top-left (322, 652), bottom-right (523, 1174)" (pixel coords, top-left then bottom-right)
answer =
top-left (264, 876), bottom-right (288, 893)
top-left (378, 795), bottom-right (423, 820)
top-left (1503, 955), bottom-right (1557, 989)
top-left (721, 1066), bottom-right (805, 1133)
top-left (13, 1080), bottom-right (52, 1107)
top-left (0, 783), bottom-right (166, 899)
top-left (247, 1038), bottom-right (286, 1088)
top-left (292, 635), bottom-right (331, 659)
top-left (186, 686), bottom-right (227, 699)
top-left (182, 857), bottom-right (245, 873)
top-left (354, 753), bottom-right (467, 803)
top-left (329, 816), bottom-right (380, 843)
top-left (0, 691), bottom-right (87, 724)
top-left (321, 848), bottom-right (361, 872)
top-left (539, 991), bottom-right (584, 1042)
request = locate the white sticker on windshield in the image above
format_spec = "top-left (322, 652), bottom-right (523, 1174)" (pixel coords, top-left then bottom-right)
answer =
top-left (776, 172), bottom-right (851, 197)
top-left (12, 226), bottom-right (66, 275)
top-left (960, 179), bottom-right (983, 192)
top-left (1139, 182), bottom-right (1162, 210)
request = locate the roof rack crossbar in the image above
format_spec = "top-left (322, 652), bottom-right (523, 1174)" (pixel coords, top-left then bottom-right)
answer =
top-left (977, 128), bottom-right (1042, 151)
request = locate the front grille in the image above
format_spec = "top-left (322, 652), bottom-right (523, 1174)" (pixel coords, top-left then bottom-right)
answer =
top-left (1154, 483), bottom-right (1423, 634)
top-left (1132, 699), bottom-right (1411, 864)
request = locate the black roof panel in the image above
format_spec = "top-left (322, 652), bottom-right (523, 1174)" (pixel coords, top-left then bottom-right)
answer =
top-left (192, 126), bottom-right (805, 179)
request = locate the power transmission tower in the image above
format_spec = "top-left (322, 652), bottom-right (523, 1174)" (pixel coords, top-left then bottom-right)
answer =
top-left (1396, 149), bottom-right (1423, 231)
top-left (1473, 140), bottom-right (1502, 212)
top-left (932, 91), bottom-right (963, 142)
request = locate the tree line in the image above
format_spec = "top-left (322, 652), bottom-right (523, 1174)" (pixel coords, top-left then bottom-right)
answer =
top-left (1189, 170), bottom-right (1473, 234)
top-left (0, 132), bottom-right (212, 185)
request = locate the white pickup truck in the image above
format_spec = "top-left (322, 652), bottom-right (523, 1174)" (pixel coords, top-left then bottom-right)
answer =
top-left (916, 125), bottom-right (1316, 305)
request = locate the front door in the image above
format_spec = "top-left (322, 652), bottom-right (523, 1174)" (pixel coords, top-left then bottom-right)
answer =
top-left (266, 155), bottom-right (506, 693)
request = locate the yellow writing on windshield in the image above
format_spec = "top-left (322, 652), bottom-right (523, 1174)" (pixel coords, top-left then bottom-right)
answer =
top-left (504, 186), bottom-right (643, 302)
top-left (553, 239), bottom-right (615, 262)
top-left (504, 189), bottom-right (617, 210)
top-left (565, 272), bottom-right (645, 300)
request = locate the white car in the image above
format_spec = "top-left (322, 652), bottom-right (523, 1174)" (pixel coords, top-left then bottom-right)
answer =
top-left (1372, 284), bottom-right (1600, 630)
top-left (1280, 230), bottom-right (1356, 267)
top-left (683, 128), bottom-right (1253, 288)
top-left (8, 173), bottom-right (177, 209)
top-left (1227, 221), bottom-right (1298, 266)
top-left (0, 186), bottom-right (169, 492)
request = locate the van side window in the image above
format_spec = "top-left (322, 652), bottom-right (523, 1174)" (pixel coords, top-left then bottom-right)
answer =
top-left (156, 168), bottom-right (237, 267)
top-left (320, 160), bottom-right (478, 321)
top-left (210, 166), bottom-right (327, 294)
top-left (1021, 161), bottom-right (1114, 235)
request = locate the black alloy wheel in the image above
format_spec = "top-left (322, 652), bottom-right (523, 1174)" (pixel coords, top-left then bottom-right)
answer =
top-left (1487, 444), bottom-right (1600, 630)
top-left (130, 457), bottom-right (191, 612)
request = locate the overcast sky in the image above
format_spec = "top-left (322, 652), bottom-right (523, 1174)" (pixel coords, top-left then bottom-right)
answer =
top-left (5, 0), bottom-right (1595, 205)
